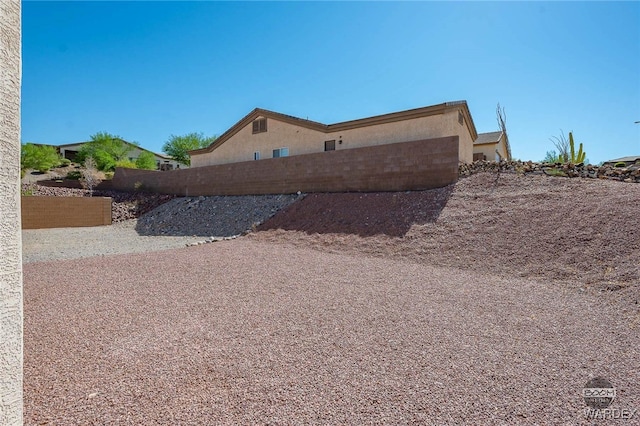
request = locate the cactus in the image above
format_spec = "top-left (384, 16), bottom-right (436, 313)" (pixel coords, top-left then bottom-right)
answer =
top-left (568, 132), bottom-right (586, 164)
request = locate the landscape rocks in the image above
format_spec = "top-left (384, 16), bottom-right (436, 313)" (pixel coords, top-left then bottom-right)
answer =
top-left (135, 193), bottom-right (304, 237)
top-left (459, 159), bottom-right (640, 182)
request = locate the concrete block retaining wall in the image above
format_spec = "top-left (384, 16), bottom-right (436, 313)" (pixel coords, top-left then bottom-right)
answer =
top-left (21, 196), bottom-right (112, 229)
top-left (112, 136), bottom-right (459, 196)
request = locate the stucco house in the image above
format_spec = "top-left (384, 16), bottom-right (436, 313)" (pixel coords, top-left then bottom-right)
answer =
top-left (473, 131), bottom-right (512, 161)
top-left (57, 140), bottom-right (184, 170)
top-left (603, 156), bottom-right (640, 166)
top-left (189, 101), bottom-right (481, 167)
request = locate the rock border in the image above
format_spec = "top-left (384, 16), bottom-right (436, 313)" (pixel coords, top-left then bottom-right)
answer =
top-left (459, 160), bottom-right (640, 183)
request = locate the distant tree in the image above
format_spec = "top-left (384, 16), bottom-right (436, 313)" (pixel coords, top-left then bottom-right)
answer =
top-left (162, 132), bottom-right (217, 166)
top-left (76, 132), bottom-right (137, 171)
top-left (21, 143), bottom-right (62, 173)
top-left (135, 151), bottom-right (157, 170)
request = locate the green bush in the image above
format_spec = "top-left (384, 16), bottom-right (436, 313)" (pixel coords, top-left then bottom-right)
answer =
top-left (135, 151), bottom-right (157, 170)
top-left (115, 159), bottom-right (137, 169)
top-left (76, 132), bottom-right (136, 172)
top-left (614, 162), bottom-right (627, 168)
top-left (66, 170), bottom-right (83, 180)
top-left (58, 158), bottom-right (72, 167)
top-left (21, 143), bottom-right (62, 173)
top-left (544, 167), bottom-right (567, 177)
top-left (104, 171), bottom-right (114, 180)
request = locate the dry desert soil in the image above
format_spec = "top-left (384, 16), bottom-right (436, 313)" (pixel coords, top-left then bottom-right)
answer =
top-left (23, 172), bottom-right (640, 425)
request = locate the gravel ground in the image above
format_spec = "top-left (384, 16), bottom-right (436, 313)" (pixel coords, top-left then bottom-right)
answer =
top-left (22, 172), bottom-right (640, 424)
top-left (256, 172), bottom-right (640, 300)
top-left (21, 220), bottom-right (205, 264)
top-left (22, 193), bottom-right (303, 262)
top-left (23, 240), bottom-right (640, 425)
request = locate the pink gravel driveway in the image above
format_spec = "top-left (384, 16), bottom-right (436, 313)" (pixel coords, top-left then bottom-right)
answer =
top-left (24, 239), bottom-right (640, 424)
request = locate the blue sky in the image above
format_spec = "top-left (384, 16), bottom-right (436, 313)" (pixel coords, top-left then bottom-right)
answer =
top-left (22, 1), bottom-right (640, 163)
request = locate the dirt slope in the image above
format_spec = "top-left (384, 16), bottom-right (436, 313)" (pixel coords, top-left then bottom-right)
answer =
top-left (255, 172), bottom-right (639, 298)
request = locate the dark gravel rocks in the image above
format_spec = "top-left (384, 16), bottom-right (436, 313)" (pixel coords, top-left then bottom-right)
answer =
top-left (135, 193), bottom-right (304, 237)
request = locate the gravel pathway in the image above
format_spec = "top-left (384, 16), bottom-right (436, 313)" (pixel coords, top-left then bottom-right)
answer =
top-left (21, 220), bottom-right (204, 263)
top-left (21, 193), bottom-right (303, 263)
top-left (24, 240), bottom-right (640, 425)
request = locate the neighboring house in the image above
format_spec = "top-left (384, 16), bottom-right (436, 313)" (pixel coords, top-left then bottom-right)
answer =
top-left (189, 101), bottom-right (480, 167)
top-left (603, 156), bottom-right (640, 166)
top-left (473, 131), bottom-right (511, 161)
top-left (57, 140), bottom-right (185, 170)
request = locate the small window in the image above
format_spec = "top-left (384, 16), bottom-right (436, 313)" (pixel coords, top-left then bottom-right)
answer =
top-left (252, 118), bottom-right (267, 134)
top-left (254, 151), bottom-right (260, 160)
top-left (458, 111), bottom-right (464, 125)
top-left (272, 147), bottom-right (289, 158)
top-left (324, 140), bottom-right (336, 151)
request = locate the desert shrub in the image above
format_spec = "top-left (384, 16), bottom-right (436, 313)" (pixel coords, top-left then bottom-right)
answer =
top-left (114, 159), bottom-right (137, 169)
top-left (614, 162), bottom-right (627, 168)
top-left (58, 158), bottom-right (72, 167)
top-left (21, 143), bottom-right (62, 173)
top-left (81, 157), bottom-right (102, 196)
top-left (542, 150), bottom-right (563, 164)
top-left (66, 170), bottom-right (83, 180)
top-left (549, 131), bottom-right (586, 164)
top-left (104, 171), bottom-right (114, 180)
top-left (544, 168), bottom-right (567, 177)
top-left (135, 151), bottom-right (157, 170)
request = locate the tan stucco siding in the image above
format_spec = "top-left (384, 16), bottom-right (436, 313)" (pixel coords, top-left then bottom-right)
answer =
top-left (473, 134), bottom-right (508, 161)
top-left (192, 108), bottom-right (475, 167)
top-left (0, 0), bottom-right (23, 424)
top-left (328, 111), bottom-right (473, 164)
top-left (474, 144), bottom-right (499, 161)
top-left (191, 117), bottom-right (327, 167)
